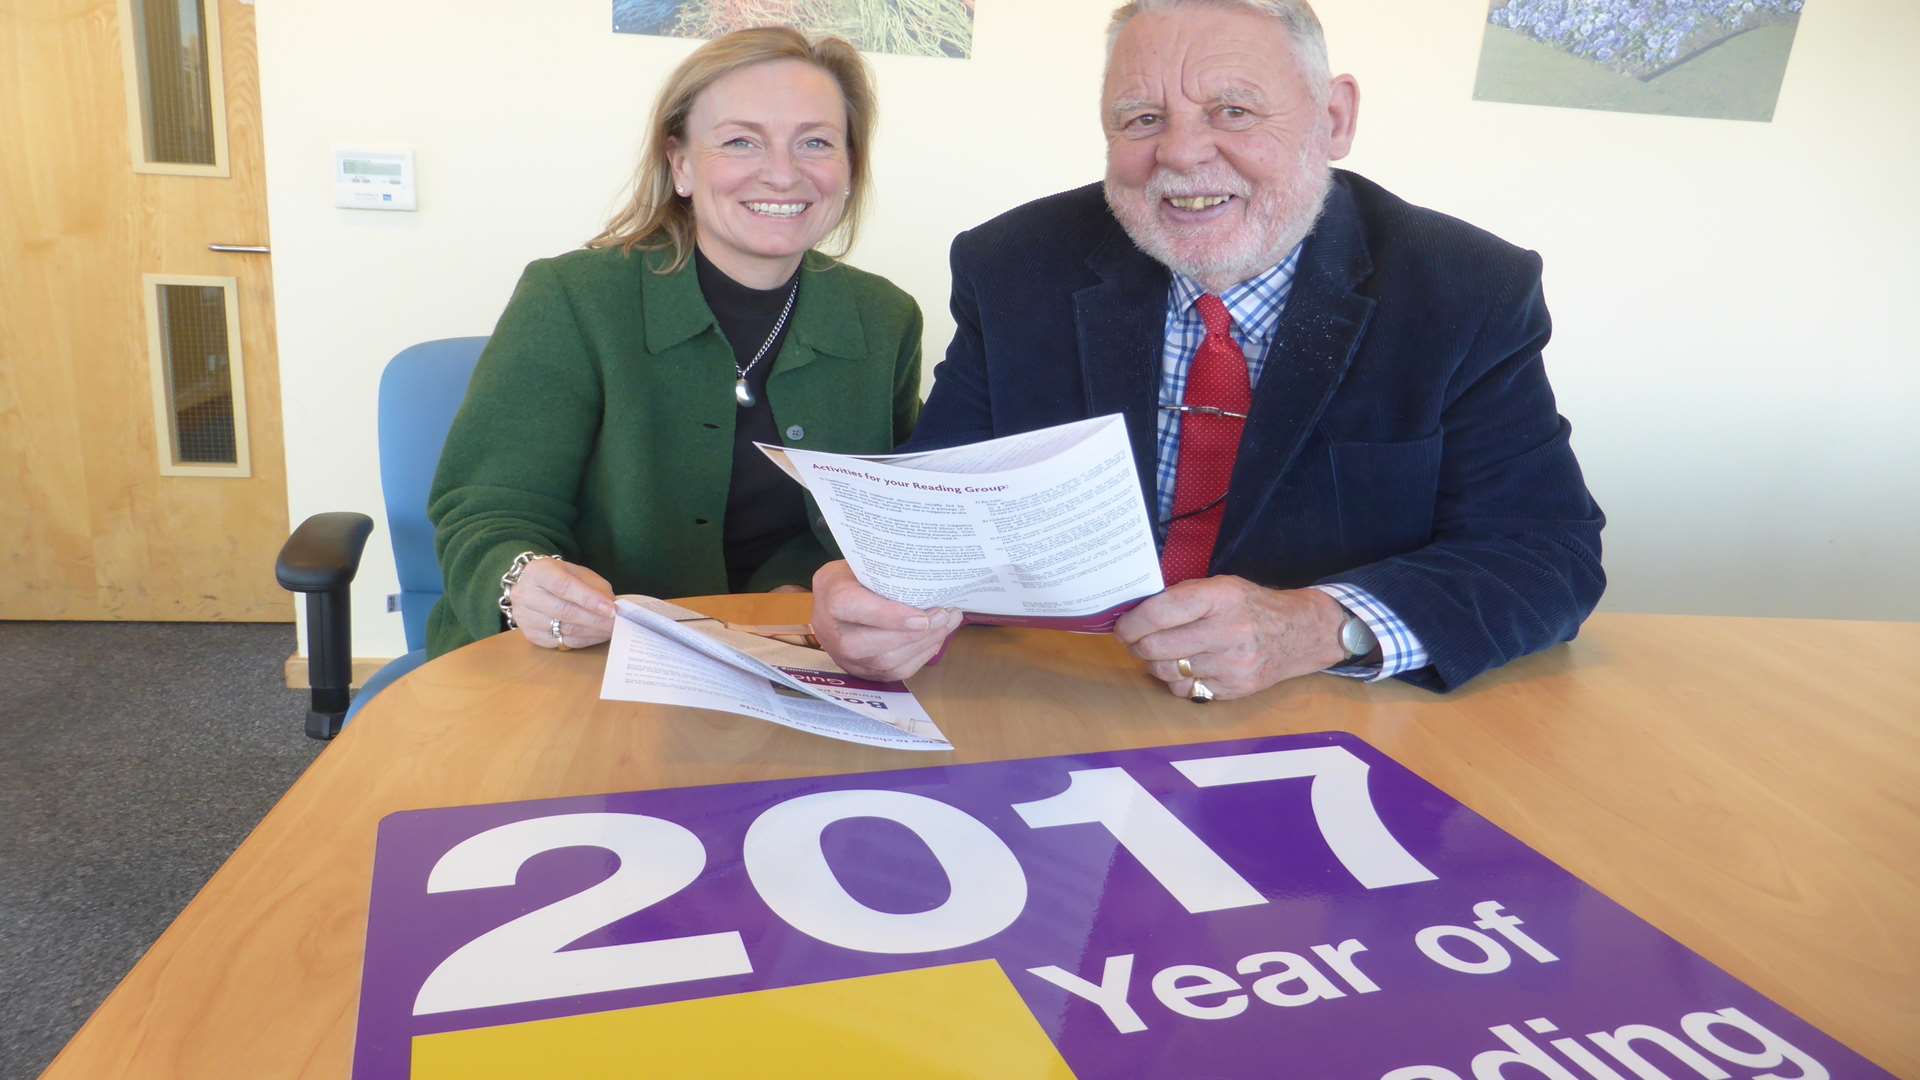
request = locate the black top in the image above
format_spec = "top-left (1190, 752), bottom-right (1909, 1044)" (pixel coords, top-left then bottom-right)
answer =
top-left (694, 247), bottom-right (811, 591)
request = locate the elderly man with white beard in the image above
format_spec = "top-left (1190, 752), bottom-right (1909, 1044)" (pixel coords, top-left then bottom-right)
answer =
top-left (810, 0), bottom-right (1606, 699)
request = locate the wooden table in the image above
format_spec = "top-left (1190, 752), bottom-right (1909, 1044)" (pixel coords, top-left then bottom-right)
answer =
top-left (43, 603), bottom-right (1920, 1077)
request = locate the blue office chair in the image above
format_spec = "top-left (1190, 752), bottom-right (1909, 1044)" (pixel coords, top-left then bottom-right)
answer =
top-left (274, 337), bottom-right (488, 739)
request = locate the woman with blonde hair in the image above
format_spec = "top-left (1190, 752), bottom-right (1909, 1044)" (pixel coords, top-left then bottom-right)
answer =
top-left (427, 27), bottom-right (920, 658)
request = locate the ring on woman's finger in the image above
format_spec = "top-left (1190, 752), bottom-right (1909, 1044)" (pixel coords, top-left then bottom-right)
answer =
top-left (550, 617), bottom-right (570, 652)
top-left (1177, 657), bottom-right (1196, 680)
top-left (1188, 678), bottom-right (1215, 704)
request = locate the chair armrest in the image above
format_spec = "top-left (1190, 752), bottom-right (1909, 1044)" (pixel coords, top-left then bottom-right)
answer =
top-left (276, 512), bottom-right (375, 740)
top-left (276, 512), bottom-right (375, 593)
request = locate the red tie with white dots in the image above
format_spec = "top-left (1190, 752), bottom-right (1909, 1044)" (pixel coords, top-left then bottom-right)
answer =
top-left (1160, 293), bottom-right (1251, 586)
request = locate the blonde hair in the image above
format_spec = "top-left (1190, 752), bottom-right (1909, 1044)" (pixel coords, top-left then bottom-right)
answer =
top-left (588, 27), bottom-right (875, 273)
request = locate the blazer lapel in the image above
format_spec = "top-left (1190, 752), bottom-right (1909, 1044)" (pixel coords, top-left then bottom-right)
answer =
top-left (776, 252), bottom-right (867, 375)
top-left (1075, 224), bottom-right (1171, 512)
top-left (1213, 177), bottom-right (1377, 569)
top-left (766, 256), bottom-right (867, 455)
top-left (638, 248), bottom-right (718, 355)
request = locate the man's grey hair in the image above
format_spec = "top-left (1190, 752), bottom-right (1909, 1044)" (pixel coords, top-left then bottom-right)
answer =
top-left (1107, 0), bottom-right (1332, 98)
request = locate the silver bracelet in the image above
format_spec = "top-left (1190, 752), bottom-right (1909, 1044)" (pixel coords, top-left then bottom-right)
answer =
top-left (498, 551), bottom-right (561, 629)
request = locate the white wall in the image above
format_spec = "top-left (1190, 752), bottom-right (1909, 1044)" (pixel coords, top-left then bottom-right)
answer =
top-left (259, 0), bottom-right (1920, 661)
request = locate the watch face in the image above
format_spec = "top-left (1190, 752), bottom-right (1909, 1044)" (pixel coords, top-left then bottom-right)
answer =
top-left (1341, 615), bottom-right (1375, 658)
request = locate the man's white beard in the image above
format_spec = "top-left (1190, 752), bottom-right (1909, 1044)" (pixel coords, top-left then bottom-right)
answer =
top-left (1105, 145), bottom-right (1333, 290)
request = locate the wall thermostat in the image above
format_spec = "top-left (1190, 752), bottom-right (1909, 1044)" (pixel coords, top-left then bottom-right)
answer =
top-left (334, 148), bottom-right (417, 211)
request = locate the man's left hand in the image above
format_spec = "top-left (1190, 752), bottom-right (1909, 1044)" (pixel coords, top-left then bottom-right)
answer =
top-left (1114, 577), bottom-right (1351, 701)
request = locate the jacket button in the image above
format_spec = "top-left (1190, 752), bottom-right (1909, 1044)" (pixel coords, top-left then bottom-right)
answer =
top-left (785, 425), bottom-right (805, 441)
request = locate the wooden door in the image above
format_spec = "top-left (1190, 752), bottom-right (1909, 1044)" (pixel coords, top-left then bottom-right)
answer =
top-left (0, 0), bottom-right (288, 621)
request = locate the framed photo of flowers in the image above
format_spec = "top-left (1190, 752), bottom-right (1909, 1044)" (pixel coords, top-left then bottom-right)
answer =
top-left (1472, 0), bottom-right (1808, 122)
top-left (613, 0), bottom-right (975, 59)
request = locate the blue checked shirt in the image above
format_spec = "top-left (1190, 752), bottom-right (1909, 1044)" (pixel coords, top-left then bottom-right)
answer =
top-left (1155, 246), bottom-right (1429, 682)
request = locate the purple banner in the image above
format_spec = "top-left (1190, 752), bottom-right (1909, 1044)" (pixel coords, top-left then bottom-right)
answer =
top-left (354, 732), bottom-right (1888, 1078)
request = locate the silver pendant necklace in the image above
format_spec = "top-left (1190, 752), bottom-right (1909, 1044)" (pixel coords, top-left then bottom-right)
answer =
top-left (734, 276), bottom-right (799, 408)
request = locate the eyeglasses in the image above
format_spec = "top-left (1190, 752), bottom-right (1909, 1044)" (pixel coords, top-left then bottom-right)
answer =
top-left (1158, 403), bottom-right (1249, 421)
top-left (672, 614), bottom-right (820, 649)
top-left (1155, 402), bottom-right (1245, 527)
top-left (1160, 491), bottom-right (1230, 528)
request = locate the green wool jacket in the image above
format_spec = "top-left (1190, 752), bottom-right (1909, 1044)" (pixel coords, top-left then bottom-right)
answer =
top-left (426, 245), bottom-right (922, 658)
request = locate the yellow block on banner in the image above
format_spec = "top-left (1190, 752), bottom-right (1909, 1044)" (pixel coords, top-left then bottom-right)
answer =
top-left (410, 960), bottom-right (1075, 1079)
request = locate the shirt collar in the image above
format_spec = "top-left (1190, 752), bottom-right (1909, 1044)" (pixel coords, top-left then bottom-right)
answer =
top-left (1168, 241), bottom-right (1305, 339)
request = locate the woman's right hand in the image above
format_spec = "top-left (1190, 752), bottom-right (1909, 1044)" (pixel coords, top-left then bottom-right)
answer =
top-left (510, 558), bottom-right (618, 650)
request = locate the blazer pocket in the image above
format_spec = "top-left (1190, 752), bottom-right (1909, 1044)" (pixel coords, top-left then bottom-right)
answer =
top-left (1330, 432), bottom-right (1444, 560)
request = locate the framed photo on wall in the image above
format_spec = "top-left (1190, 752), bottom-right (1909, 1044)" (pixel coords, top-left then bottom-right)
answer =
top-left (613, 0), bottom-right (976, 59)
top-left (1472, 0), bottom-right (1808, 122)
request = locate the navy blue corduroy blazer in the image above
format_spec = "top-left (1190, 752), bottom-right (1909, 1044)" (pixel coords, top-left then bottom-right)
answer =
top-left (905, 171), bottom-right (1606, 691)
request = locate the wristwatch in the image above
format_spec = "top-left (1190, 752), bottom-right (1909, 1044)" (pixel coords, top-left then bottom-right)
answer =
top-left (1337, 607), bottom-right (1379, 664)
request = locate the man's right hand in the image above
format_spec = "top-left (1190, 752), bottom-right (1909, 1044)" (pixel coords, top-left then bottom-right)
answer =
top-left (810, 561), bottom-right (962, 681)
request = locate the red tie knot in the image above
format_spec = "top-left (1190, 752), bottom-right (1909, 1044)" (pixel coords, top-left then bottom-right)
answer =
top-left (1194, 293), bottom-right (1234, 340)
